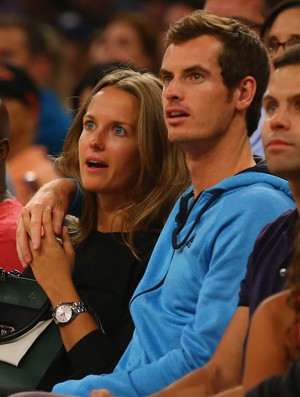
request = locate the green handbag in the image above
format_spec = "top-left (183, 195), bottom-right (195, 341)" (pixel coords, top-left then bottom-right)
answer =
top-left (0, 268), bottom-right (65, 392)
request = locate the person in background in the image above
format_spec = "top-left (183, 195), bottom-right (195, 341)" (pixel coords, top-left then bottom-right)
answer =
top-left (158, 0), bottom-right (199, 55)
top-left (71, 62), bottom-right (130, 114)
top-left (238, 40), bottom-right (300, 397)
top-left (15, 11), bottom-right (295, 397)
top-left (0, 98), bottom-right (23, 272)
top-left (203, 0), bottom-right (265, 33)
top-left (0, 62), bottom-right (60, 205)
top-left (249, 0), bottom-right (300, 157)
top-left (54, 10), bottom-right (94, 109)
top-left (87, 12), bottom-right (162, 74)
top-left (261, 1), bottom-right (300, 63)
top-left (161, 0), bottom-right (199, 31)
top-left (261, 0), bottom-right (289, 16)
top-left (0, 15), bottom-right (72, 156)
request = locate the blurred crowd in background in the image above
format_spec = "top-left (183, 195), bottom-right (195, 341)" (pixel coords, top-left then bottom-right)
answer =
top-left (0, 0), bottom-right (204, 109)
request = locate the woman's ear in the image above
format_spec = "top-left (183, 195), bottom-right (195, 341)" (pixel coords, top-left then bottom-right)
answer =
top-left (0, 138), bottom-right (9, 164)
top-left (235, 76), bottom-right (257, 111)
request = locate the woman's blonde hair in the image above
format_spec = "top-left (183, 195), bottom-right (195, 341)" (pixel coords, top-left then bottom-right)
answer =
top-left (57, 67), bottom-right (189, 255)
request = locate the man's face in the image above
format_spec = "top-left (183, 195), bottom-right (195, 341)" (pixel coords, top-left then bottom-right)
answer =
top-left (262, 64), bottom-right (300, 182)
top-left (204, 0), bottom-right (264, 33)
top-left (160, 35), bottom-right (237, 154)
top-left (266, 7), bottom-right (300, 61)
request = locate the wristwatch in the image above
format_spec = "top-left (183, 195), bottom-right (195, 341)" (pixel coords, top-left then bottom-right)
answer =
top-left (52, 301), bottom-right (88, 326)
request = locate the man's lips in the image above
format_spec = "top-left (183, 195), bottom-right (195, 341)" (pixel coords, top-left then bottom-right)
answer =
top-left (165, 107), bottom-right (189, 123)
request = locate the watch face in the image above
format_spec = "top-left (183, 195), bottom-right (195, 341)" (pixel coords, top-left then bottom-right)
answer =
top-left (55, 304), bottom-right (73, 323)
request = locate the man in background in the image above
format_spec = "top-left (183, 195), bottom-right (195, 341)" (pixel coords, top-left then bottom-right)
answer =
top-left (0, 62), bottom-right (60, 205)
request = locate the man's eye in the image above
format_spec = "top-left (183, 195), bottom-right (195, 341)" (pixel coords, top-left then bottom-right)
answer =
top-left (114, 126), bottom-right (125, 135)
top-left (193, 73), bottom-right (202, 80)
top-left (267, 39), bottom-right (279, 52)
top-left (162, 75), bottom-right (172, 84)
top-left (265, 102), bottom-right (277, 113)
top-left (287, 36), bottom-right (300, 47)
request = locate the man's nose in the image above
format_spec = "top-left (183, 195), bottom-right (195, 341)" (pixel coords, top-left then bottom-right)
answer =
top-left (163, 78), bottom-right (184, 101)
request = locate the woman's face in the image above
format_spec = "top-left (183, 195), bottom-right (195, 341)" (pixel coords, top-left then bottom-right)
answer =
top-left (266, 7), bottom-right (300, 61)
top-left (78, 86), bottom-right (141, 204)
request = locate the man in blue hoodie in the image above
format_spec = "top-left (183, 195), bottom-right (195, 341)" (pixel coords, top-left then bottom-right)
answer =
top-left (150, 43), bottom-right (300, 397)
top-left (16, 11), bottom-right (295, 397)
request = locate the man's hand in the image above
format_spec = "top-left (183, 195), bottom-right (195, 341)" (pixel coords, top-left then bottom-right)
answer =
top-left (16, 178), bottom-right (77, 267)
top-left (90, 390), bottom-right (114, 397)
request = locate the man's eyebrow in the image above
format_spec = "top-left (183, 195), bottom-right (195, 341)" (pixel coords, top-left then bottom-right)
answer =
top-left (159, 68), bottom-right (171, 78)
top-left (160, 65), bottom-right (209, 77)
top-left (267, 33), bottom-right (300, 42)
top-left (287, 93), bottom-right (300, 104)
top-left (184, 65), bottom-right (210, 75)
top-left (262, 94), bottom-right (274, 102)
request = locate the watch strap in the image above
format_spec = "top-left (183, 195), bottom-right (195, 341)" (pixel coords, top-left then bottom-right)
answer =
top-left (71, 301), bottom-right (88, 316)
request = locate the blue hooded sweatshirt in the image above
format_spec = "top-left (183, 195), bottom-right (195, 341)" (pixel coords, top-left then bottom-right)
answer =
top-left (53, 164), bottom-right (295, 397)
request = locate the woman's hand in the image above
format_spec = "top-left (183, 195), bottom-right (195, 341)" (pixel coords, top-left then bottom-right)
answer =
top-left (29, 207), bottom-right (99, 352)
top-left (29, 205), bottom-right (76, 302)
top-left (16, 178), bottom-right (77, 267)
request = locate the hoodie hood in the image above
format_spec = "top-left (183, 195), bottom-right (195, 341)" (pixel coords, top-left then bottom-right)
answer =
top-left (194, 161), bottom-right (293, 202)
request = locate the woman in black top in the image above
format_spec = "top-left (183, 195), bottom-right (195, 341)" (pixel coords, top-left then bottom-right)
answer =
top-left (19, 67), bottom-right (189, 389)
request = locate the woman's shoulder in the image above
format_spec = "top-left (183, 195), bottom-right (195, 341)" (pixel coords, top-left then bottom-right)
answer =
top-left (255, 290), bottom-right (291, 317)
top-left (252, 290), bottom-right (294, 334)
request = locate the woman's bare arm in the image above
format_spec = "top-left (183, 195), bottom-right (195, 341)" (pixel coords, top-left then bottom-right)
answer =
top-left (243, 290), bottom-right (295, 391)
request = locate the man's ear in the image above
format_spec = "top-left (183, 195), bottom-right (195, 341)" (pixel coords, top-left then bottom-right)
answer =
top-left (0, 138), bottom-right (9, 164)
top-left (235, 76), bottom-right (257, 111)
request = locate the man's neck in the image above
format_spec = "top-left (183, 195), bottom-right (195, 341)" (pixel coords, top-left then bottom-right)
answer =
top-left (185, 139), bottom-right (255, 197)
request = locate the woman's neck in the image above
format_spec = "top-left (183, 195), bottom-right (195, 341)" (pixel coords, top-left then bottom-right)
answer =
top-left (96, 195), bottom-right (128, 232)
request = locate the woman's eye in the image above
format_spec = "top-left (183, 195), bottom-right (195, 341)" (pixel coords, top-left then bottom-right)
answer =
top-left (85, 120), bottom-right (95, 130)
top-left (114, 126), bottom-right (125, 135)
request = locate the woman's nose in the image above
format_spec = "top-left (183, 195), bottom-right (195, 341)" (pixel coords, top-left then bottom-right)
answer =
top-left (89, 132), bottom-right (105, 150)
